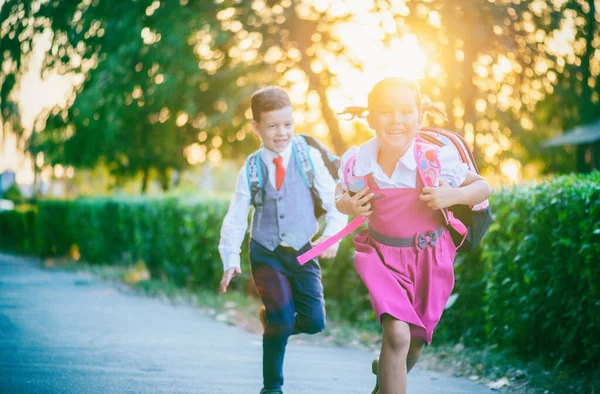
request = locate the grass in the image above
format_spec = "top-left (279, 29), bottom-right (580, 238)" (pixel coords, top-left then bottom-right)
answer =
top-left (46, 258), bottom-right (597, 394)
top-left (419, 342), bottom-right (598, 393)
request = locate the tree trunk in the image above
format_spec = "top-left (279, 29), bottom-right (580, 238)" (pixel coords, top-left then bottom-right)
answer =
top-left (314, 83), bottom-right (347, 155)
top-left (579, 0), bottom-right (596, 124)
top-left (141, 167), bottom-right (150, 194)
top-left (287, 12), bottom-right (347, 155)
top-left (32, 163), bottom-right (41, 198)
top-left (576, 145), bottom-right (589, 173)
top-left (593, 141), bottom-right (600, 171)
top-left (460, 4), bottom-right (485, 164)
top-left (297, 55), bottom-right (346, 154)
top-left (158, 168), bottom-right (170, 192)
top-left (575, 0), bottom-right (596, 173)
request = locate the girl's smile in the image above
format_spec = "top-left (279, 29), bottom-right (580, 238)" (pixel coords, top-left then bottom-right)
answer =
top-left (367, 86), bottom-right (422, 157)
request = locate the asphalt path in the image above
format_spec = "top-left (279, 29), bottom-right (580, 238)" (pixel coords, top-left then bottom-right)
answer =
top-left (0, 253), bottom-right (491, 394)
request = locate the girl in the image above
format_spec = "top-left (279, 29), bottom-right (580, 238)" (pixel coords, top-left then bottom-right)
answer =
top-left (334, 78), bottom-right (491, 394)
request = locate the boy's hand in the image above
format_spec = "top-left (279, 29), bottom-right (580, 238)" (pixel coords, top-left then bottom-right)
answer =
top-left (311, 235), bottom-right (339, 259)
top-left (420, 180), bottom-right (457, 210)
top-left (341, 187), bottom-right (375, 217)
top-left (220, 267), bottom-right (241, 294)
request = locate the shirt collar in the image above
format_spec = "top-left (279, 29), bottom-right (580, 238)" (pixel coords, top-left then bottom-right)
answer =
top-left (354, 136), bottom-right (416, 176)
top-left (260, 141), bottom-right (293, 166)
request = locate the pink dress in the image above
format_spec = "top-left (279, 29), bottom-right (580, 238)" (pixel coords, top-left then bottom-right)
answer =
top-left (353, 173), bottom-right (457, 345)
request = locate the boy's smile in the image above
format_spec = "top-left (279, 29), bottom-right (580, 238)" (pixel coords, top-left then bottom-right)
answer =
top-left (252, 106), bottom-right (295, 153)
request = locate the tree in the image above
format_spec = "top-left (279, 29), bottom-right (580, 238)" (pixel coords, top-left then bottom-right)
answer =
top-left (2, 0), bottom-right (252, 192)
top-left (371, 0), bottom-right (599, 175)
top-left (525, 0), bottom-right (600, 172)
top-left (3, 0), bottom-right (598, 186)
top-left (0, 1), bottom-right (30, 146)
top-left (206, 0), bottom-right (371, 155)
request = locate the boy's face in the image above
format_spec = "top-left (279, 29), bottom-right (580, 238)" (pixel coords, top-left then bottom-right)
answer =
top-left (368, 86), bottom-right (422, 154)
top-left (252, 106), bottom-right (294, 153)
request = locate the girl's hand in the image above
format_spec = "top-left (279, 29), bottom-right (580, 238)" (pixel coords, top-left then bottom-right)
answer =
top-left (342, 187), bottom-right (375, 217)
top-left (420, 180), bottom-right (457, 210)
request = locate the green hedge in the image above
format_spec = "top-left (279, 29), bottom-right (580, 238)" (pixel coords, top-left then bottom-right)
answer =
top-left (438, 172), bottom-right (600, 372)
top-left (482, 172), bottom-right (600, 370)
top-left (34, 197), bottom-right (235, 289)
top-left (1, 172), bottom-right (598, 372)
top-left (0, 206), bottom-right (37, 254)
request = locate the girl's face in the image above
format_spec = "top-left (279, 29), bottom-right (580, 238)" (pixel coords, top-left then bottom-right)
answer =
top-left (367, 85), bottom-right (422, 154)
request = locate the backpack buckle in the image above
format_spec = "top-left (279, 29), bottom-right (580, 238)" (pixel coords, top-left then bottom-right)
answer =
top-left (251, 184), bottom-right (264, 207)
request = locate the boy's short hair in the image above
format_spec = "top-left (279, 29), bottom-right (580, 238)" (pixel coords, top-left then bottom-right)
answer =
top-left (250, 86), bottom-right (292, 122)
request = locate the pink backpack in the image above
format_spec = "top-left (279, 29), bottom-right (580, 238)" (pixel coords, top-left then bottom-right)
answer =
top-left (418, 127), bottom-right (492, 252)
top-left (297, 129), bottom-right (492, 264)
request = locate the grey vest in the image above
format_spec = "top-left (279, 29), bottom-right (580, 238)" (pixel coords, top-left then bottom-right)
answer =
top-left (250, 154), bottom-right (317, 251)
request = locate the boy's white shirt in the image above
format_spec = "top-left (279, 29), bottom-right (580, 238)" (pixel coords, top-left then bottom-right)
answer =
top-left (219, 141), bottom-right (347, 271)
top-left (338, 137), bottom-right (468, 190)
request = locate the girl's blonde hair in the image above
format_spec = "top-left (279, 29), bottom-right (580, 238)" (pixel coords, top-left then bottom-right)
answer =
top-left (339, 77), bottom-right (447, 123)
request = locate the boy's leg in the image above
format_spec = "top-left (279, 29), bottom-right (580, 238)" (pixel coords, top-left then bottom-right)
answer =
top-left (278, 243), bottom-right (326, 335)
top-left (250, 241), bottom-right (295, 391)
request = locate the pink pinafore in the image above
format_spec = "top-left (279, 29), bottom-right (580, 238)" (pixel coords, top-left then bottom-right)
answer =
top-left (297, 140), bottom-right (466, 344)
top-left (353, 173), bottom-right (457, 344)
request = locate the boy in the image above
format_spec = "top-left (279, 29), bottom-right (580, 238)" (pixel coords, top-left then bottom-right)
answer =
top-left (218, 86), bottom-right (346, 394)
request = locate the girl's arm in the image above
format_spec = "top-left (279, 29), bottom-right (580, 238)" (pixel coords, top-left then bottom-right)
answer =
top-left (420, 171), bottom-right (491, 210)
top-left (452, 171), bottom-right (492, 206)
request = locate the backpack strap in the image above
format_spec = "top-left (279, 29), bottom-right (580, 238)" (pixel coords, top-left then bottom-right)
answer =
top-left (414, 138), bottom-right (468, 247)
top-left (297, 152), bottom-right (367, 264)
top-left (291, 135), bottom-right (315, 189)
top-left (414, 139), bottom-right (441, 187)
top-left (247, 136), bottom-right (322, 207)
top-left (246, 150), bottom-right (264, 207)
top-left (343, 154), bottom-right (367, 193)
top-left (301, 134), bottom-right (340, 180)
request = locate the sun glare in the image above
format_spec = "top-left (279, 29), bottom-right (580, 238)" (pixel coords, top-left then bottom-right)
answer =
top-left (327, 29), bottom-right (428, 111)
top-left (500, 158), bottom-right (522, 184)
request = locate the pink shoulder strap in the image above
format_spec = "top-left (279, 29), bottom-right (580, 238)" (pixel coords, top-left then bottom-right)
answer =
top-left (297, 153), bottom-right (367, 264)
top-left (343, 154), bottom-right (367, 192)
top-left (297, 216), bottom-right (366, 264)
top-left (414, 138), bottom-right (441, 187)
top-left (415, 138), bottom-right (468, 247)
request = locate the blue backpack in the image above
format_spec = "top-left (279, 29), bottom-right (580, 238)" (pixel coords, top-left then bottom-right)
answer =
top-left (245, 134), bottom-right (340, 219)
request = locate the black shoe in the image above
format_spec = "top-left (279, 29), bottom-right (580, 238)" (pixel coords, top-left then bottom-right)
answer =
top-left (371, 358), bottom-right (379, 394)
top-left (259, 388), bottom-right (283, 394)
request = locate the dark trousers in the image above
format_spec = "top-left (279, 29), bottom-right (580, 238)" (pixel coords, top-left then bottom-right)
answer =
top-left (249, 239), bottom-right (326, 390)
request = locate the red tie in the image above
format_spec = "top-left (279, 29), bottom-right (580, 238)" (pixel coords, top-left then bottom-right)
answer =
top-left (273, 156), bottom-right (285, 191)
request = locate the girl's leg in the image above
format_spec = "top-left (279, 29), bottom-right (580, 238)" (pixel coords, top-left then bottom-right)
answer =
top-left (372, 337), bottom-right (426, 394)
top-left (378, 314), bottom-right (411, 394)
top-left (407, 337), bottom-right (425, 372)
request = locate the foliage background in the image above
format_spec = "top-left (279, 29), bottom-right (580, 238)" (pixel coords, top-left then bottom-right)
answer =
top-left (1, 0), bottom-right (599, 192)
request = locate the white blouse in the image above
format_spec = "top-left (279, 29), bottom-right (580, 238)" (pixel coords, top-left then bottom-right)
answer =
top-left (338, 137), bottom-right (468, 190)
